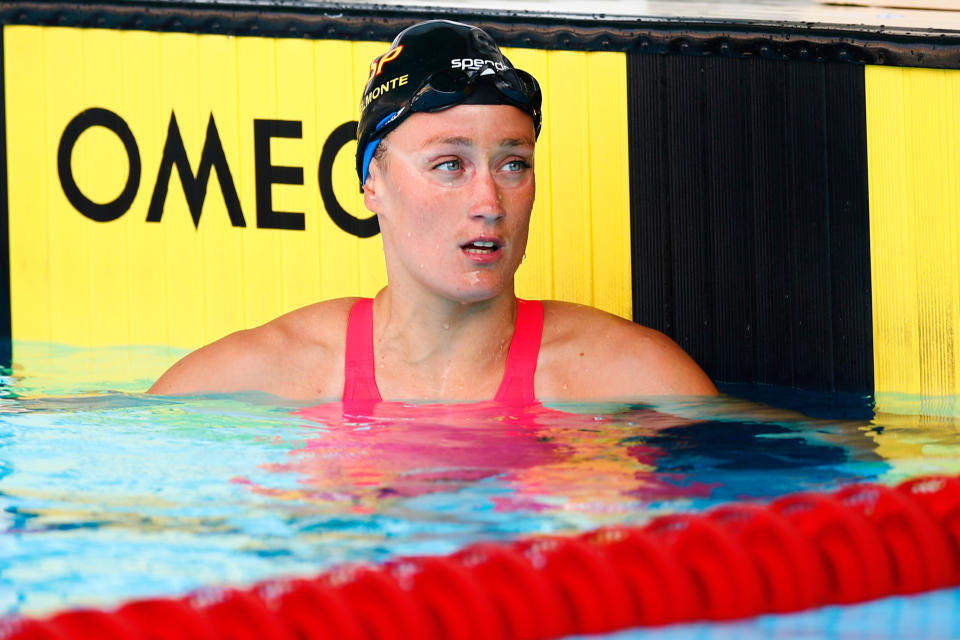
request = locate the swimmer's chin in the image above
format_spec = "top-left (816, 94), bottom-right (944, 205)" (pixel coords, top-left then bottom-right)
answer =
top-left (446, 274), bottom-right (513, 302)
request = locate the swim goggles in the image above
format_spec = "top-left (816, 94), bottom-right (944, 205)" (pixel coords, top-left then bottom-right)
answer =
top-left (360, 63), bottom-right (542, 183)
top-left (373, 62), bottom-right (542, 142)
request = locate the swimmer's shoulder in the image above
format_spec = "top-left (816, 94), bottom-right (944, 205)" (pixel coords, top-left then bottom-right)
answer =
top-left (148, 297), bottom-right (362, 399)
top-left (536, 300), bottom-right (717, 399)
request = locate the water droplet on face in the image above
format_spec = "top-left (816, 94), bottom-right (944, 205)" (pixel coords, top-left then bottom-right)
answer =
top-left (406, 231), bottom-right (412, 238)
top-left (442, 323), bottom-right (449, 330)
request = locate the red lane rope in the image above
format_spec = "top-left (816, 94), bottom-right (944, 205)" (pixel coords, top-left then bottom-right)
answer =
top-left (5, 474), bottom-right (960, 640)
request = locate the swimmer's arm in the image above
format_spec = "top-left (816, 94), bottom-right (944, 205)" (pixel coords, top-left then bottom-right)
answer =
top-left (148, 298), bottom-right (352, 398)
top-left (148, 329), bottom-right (273, 395)
top-left (609, 323), bottom-right (719, 396)
top-left (540, 303), bottom-right (717, 399)
top-left (586, 317), bottom-right (867, 430)
top-left (573, 326), bottom-right (871, 446)
top-left (598, 326), bottom-right (871, 438)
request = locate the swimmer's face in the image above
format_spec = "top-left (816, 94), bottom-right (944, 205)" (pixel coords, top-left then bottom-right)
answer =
top-left (363, 103), bottom-right (536, 303)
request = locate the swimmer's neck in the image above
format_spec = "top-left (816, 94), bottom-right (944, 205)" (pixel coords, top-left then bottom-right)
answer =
top-left (371, 286), bottom-right (517, 366)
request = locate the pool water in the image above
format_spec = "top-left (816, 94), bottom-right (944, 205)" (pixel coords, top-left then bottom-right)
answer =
top-left (3, 343), bottom-right (960, 637)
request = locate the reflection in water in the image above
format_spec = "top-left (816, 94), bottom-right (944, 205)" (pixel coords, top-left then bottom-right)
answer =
top-left (239, 397), bottom-right (883, 519)
top-left (5, 371), bottom-right (960, 622)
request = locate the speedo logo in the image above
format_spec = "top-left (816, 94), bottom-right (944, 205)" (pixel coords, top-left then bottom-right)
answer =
top-left (451, 58), bottom-right (508, 71)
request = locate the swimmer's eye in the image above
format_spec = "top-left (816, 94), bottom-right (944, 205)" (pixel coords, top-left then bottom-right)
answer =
top-left (503, 159), bottom-right (531, 172)
top-left (434, 159), bottom-right (462, 172)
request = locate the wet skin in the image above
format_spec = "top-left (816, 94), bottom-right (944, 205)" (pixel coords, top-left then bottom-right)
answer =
top-left (149, 104), bottom-right (717, 401)
top-left (357, 105), bottom-right (539, 399)
top-left (364, 105), bottom-right (536, 305)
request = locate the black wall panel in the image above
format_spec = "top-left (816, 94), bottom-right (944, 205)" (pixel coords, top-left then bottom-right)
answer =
top-left (628, 55), bottom-right (872, 392)
top-left (0, 28), bottom-right (9, 369)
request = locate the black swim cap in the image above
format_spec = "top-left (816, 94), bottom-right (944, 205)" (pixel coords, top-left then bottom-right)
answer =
top-left (356, 20), bottom-right (542, 185)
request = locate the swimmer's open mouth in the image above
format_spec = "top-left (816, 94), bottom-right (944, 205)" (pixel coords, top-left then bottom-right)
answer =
top-left (461, 240), bottom-right (501, 254)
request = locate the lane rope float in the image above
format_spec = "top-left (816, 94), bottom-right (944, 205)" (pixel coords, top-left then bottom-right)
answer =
top-left (3, 474), bottom-right (960, 640)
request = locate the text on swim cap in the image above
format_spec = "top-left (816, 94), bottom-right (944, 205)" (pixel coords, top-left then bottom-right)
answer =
top-left (359, 74), bottom-right (410, 110)
top-left (451, 58), bottom-right (508, 71)
top-left (367, 45), bottom-right (404, 82)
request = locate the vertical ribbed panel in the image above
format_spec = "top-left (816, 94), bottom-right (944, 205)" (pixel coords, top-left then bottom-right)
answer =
top-left (664, 56), bottom-right (711, 374)
top-left (784, 63), bottom-right (832, 389)
top-left (628, 54), bottom-right (872, 392)
top-left (548, 51), bottom-right (594, 306)
top-left (705, 57), bottom-right (753, 384)
top-left (0, 27), bottom-right (10, 366)
top-left (197, 32), bottom-right (244, 346)
top-left (826, 65), bottom-right (874, 392)
top-left (7, 26), bottom-right (58, 350)
top-left (510, 48), bottom-right (632, 319)
top-left (749, 59), bottom-right (792, 387)
top-left (124, 30), bottom-right (169, 348)
top-left (4, 26), bottom-right (632, 352)
top-left (629, 54), bottom-right (671, 337)
top-left (585, 53), bottom-right (633, 316)
top-left (867, 66), bottom-right (960, 399)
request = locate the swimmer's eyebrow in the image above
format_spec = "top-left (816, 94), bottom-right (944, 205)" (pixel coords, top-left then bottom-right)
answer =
top-left (422, 135), bottom-right (473, 148)
top-left (499, 137), bottom-right (534, 148)
top-left (420, 136), bottom-right (534, 149)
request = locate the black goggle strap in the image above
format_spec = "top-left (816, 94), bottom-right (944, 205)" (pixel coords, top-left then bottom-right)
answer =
top-left (494, 69), bottom-right (541, 109)
top-left (412, 64), bottom-right (540, 111)
top-left (369, 65), bottom-right (541, 145)
top-left (367, 68), bottom-right (478, 143)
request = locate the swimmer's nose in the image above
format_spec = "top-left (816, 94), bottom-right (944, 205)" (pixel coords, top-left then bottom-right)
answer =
top-left (468, 169), bottom-right (505, 222)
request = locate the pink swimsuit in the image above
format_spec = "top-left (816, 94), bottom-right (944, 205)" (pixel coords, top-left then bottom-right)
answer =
top-left (342, 298), bottom-right (544, 404)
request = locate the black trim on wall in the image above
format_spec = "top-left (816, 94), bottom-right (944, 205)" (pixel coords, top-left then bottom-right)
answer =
top-left (627, 55), bottom-right (873, 392)
top-left (1, 1), bottom-right (960, 69)
top-left (0, 27), bottom-right (10, 368)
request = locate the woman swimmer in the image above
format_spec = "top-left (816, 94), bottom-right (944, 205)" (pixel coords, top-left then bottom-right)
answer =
top-left (149, 20), bottom-right (717, 402)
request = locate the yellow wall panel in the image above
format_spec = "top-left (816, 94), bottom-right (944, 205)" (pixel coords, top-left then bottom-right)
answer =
top-left (585, 52), bottom-right (631, 319)
top-left (867, 65), bottom-right (960, 401)
top-left (352, 43), bottom-right (392, 297)
top-left (507, 47), bottom-right (631, 317)
top-left (238, 37), bottom-right (281, 332)
top-left (82, 28), bottom-right (131, 348)
top-left (159, 32), bottom-right (207, 348)
top-left (314, 40), bottom-right (357, 299)
top-left (5, 25), bottom-right (632, 354)
top-left (545, 51), bottom-right (593, 306)
top-left (6, 27), bottom-right (52, 346)
top-left (45, 28), bottom-right (92, 347)
top-left (122, 30), bottom-right (168, 347)
top-left (313, 40), bottom-right (387, 300)
top-left (506, 47), bottom-right (554, 302)
top-left (276, 37), bottom-right (321, 313)
top-left (196, 34), bottom-right (245, 346)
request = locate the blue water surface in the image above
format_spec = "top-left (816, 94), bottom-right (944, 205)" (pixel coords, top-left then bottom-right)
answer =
top-left (2, 343), bottom-right (960, 638)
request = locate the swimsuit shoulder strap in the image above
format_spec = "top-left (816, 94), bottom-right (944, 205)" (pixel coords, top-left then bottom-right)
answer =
top-left (343, 298), bottom-right (542, 404)
top-left (342, 298), bottom-right (383, 403)
top-left (494, 299), bottom-right (544, 404)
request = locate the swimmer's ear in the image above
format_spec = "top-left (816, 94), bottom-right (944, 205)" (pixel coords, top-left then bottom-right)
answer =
top-left (363, 160), bottom-right (383, 213)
